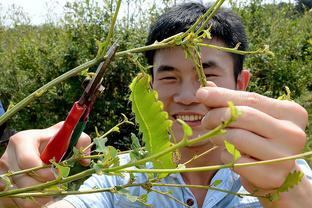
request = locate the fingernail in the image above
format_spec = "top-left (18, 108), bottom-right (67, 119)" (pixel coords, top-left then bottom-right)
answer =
top-left (206, 81), bottom-right (217, 87)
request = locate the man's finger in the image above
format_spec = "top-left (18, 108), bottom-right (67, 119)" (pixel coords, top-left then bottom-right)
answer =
top-left (196, 87), bottom-right (308, 129)
top-left (202, 106), bottom-right (306, 150)
top-left (220, 149), bottom-right (294, 190)
top-left (211, 128), bottom-right (294, 161)
top-left (11, 131), bottom-right (55, 182)
top-left (75, 133), bottom-right (91, 166)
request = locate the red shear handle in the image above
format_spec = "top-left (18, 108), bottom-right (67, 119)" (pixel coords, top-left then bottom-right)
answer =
top-left (40, 102), bottom-right (85, 164)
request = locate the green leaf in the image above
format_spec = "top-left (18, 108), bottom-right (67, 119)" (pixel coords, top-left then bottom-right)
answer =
top-left (202, 29), bottom-right (212, 39)
top-left (131, 133), bottom-right (141, 149)
top-left (94, 137), bottom-right (107, 153)
top-left (177, 119), bottom-right (193, 138)
top-left (92, 161), bottom-right (104, 175)
top-left (212, 180), bottom-right (222, 187)
top-left (228, 101), bottom-right (241, 122)
top-left (267, 192), bottom-right (280, 202)
top-left (129, 73), bottom-right (175, 170)
top-left (112, 126), bottom-right (120, 133)
top-left (277, 170), bottom-right (304, 193)
top-left (0, 175), bottom-right (13, 191)
top-left (174, 35), bottom-right (183, 45)
top-left (119, 189), bottom-right (139, 202)
top-left (139, 193), bottom-right (148, 202)
top-left (51, 162), bottom-right (70, 178)
top-left (277, 86), bottom-right (291, 101)
top-left (224, 140), bottom-right (241, 162)
top-left (265, 170), bottom-right (304, 202)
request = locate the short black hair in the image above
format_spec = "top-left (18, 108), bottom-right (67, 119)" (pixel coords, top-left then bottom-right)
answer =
top-left (145, 2), bottom-right (248, 80)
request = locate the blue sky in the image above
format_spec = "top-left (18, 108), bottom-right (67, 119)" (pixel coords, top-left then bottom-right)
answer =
top-left (0, 0), bottom-right (295, 25)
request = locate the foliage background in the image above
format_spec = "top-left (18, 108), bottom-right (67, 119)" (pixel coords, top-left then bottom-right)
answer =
top-left (0, 0), bottom-right (311, 159)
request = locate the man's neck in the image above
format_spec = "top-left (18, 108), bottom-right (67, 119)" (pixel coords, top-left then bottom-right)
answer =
top-left (178, 144), bottom-right (223, 185)
top-left (177, 144), bottom-right (223, 207)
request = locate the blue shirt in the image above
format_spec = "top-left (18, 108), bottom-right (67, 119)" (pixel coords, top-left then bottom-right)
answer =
top-left (64, 155), bottom-right (312, 208)
top-left (0, 101), bottom-right (5, 116)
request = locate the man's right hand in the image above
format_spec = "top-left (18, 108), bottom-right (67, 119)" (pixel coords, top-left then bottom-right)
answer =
top-left (0, 122), bottom-right (91, 208)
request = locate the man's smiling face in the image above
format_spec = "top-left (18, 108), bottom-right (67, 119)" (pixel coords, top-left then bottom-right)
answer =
top-left (151, 38), bottom-right (250, 144)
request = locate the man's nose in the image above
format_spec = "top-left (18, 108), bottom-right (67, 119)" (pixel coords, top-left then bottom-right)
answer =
top-left (173, 80), bottom-right (200, 105)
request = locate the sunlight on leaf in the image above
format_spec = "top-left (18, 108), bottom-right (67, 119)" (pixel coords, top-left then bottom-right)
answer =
top-left (51, 161), bottom-right (70, 178)
top-left (177, 119), bottom-right (193, 138)
top-left (224, 140), bottom-right (241, 162)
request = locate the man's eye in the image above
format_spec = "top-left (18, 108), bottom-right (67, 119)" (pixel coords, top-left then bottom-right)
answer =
top-left (205, 74), bottom-right (217, 78)
top-left (159, 77), bottom-right (176, 80)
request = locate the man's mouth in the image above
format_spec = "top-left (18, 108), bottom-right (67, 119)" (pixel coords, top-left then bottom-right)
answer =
top-left (173, 114), bottom-right (204, 127)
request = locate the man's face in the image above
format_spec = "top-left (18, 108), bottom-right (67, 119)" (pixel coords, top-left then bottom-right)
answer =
top-left (151, 39), bottom-right (250, 144)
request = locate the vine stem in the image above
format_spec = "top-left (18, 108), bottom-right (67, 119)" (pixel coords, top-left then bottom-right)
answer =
top-left (4, 181), bottom-right (263, 200)
top-left (6, 182), bottom-right (145, 198)
top-left (82, 119), bottom-right (133, 152)
top-left (151, 183), bottom-right (264, 198)
top-left (0, 119), bottom-right (131, 179)
top-left (181, 0), bottom-right (224, 37)
top-left (183, 146), bottom-right (218, 166)
top-left (0, 41), bottom-right (173, 126)
top-left (197, 43), bottom-right (273, 55)
top-left (0, 115), bottom-right (231, 197)
top-left (194, 0), bottom-right (226, 36)
top-left (0, 38), bottom-right (271, 126)
top-left (122, 150), bottom-right (312, 174)
top-left (150, 188), bottom-right (192, 208)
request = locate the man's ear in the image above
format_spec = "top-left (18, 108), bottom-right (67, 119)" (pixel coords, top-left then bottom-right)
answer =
top-left (236, 69), bottom-right (251, 91)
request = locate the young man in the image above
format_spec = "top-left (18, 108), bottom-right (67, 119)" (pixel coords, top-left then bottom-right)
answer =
top-left (0, 3), bottom-right (311, 208)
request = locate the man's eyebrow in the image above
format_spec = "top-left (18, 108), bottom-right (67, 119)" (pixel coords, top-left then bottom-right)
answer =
top-left (155, 65), bottom-right (176, 73)
top-left (202, 61), bottom-right (216, 69)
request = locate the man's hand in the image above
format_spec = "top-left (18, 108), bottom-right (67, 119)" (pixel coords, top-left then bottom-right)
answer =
top-left (196, 86), bottom-right (311, 207)
top-left (0, 122), bottom-right (91, 208)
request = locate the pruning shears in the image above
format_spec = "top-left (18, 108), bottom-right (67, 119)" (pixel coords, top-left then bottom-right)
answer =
top-left (40, 42), bottom-right (119, 164)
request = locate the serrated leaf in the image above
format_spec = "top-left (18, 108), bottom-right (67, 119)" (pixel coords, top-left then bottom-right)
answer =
top-left (129, 73), bottom-right (175, 170)
top-left (224, 140), bottom-right (241, 162)
top-left (94, 137), bottom-right (107, 153)
top-left (277, 170), bottom-right (304, 193)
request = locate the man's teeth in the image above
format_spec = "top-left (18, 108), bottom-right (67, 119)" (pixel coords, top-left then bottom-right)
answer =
top-left (176, 115), bottom-right (203, 122)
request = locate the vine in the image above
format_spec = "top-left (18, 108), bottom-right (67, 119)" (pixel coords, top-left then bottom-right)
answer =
top-left (0, 0), bottom-right (310, 207)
